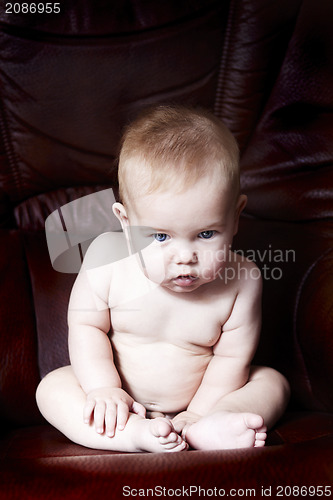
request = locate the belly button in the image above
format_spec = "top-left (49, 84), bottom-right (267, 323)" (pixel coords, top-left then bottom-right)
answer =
top-left (145, 402), bottom-right (160, 409)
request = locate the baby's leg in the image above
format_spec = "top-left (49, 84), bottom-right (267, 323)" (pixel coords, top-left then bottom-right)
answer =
top-left (36, 366), bottom-right (187, 453)
top-left (185, 366), bottom-right (290, 451)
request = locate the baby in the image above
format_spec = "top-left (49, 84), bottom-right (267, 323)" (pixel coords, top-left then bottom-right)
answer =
top-left (36, 105), bottom-right (290, 453)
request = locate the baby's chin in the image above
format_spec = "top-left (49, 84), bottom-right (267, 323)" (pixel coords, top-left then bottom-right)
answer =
top-left (160, 279), bottom-right (205, 294)
top-left (143, 271), bottom-right (217, 293)
top-left (143, 276), bottom-right (201, 293)
top-left (166, 285), bottom-right (198, 293)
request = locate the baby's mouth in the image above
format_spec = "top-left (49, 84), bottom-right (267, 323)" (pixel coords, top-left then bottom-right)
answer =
top-left (173, 274), bottom-right (198, 287)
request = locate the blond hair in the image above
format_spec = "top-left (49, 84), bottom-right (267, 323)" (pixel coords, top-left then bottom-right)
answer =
top-left (118, 105), bottom-right (240, 207)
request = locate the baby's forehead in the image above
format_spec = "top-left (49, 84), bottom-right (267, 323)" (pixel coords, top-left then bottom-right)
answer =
top-left (123, 158), bottom-right (234, 196)
top-left (127, 177), bottom-right (235, 220)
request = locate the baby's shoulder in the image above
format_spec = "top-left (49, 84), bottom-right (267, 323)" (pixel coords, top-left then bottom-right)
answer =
top-left (217, 252), bottom-right (262, 293)
top-left (231, 250), bottom-right (261, 273)
top-left (229, 252), bottom-right (262, 296)
top-left (81, 232), bottom-right (129, 301)
top-left (83, 231), bottom-right (128, 270)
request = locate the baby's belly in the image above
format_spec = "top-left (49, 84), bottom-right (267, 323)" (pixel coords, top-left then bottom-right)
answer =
top-left (112, 334), bottom-right (212, 413)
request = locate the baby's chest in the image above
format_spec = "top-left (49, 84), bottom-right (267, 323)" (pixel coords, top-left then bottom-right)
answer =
top-left (111, 290), bottom-right (227, 347)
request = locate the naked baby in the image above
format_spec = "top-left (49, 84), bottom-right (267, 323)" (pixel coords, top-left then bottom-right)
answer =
top-left (36, 105), bottom-right (290, 452)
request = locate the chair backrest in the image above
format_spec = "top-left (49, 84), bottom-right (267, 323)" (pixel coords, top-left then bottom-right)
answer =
top-left (0, 0), bottom-right (332, 428)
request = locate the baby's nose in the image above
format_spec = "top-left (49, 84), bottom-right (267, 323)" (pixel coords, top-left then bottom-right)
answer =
top-left (174, 247), bottom-right (198, 264)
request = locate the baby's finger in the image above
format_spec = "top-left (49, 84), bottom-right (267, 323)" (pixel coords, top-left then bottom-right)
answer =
top-left (105, 403), bottom-right (117, 437)
top-left (132, 401), bottom-right (146, 418)
top-left (116, 401), bottom-right (130, 431)
top-left (83, 399), bottom-right (96, 424)
top-left (93, 400), bottom-right (107, 434)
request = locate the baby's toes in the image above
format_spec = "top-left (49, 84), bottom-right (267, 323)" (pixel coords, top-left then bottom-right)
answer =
top-left (244, 413), bottom-right (264, 431)
top-left (254, 429), bottom-right (267, 447)
top-left (156, 426), bottom-right (185, 448)
top-left (150, 417), bottom-right (174, 439)
top-left (163, 435), bottom-right (188, 452)
top-left (159, 430), bottom-right (180, 445)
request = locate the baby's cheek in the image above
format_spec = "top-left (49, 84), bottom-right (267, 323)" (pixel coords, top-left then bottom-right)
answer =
top-left (201, 256), bottom-right (225, 280)
top-left (140, 246), bottom-right (167, 284)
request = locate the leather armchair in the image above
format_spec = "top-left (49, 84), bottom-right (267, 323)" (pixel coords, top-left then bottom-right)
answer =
top-left (0, 1), bottom-right (332, 497)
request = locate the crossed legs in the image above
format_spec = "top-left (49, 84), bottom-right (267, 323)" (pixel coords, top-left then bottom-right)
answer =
top-left (36, 365), bottom-right (289, 452)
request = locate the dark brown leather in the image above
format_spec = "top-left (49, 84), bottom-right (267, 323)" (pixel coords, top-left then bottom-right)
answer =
top-left (0, 0), bottom-right (332, 496)
top-left (234, 217), bottom-right (333, 412)
top-left (0, 0), bottom-right (225, 207)
top-left (0, 431), bottom-right (332, 500)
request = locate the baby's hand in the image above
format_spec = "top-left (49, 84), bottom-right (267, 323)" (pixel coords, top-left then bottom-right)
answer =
top-left (83, 387), bottom-right (146, 437)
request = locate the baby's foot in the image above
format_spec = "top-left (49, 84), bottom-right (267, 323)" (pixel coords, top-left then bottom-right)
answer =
top-left (184, 411), bottom-right (267, 450)
top-left (134, 417), bottom-right (188, 453)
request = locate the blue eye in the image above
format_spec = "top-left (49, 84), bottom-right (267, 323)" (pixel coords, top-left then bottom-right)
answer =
top-left (199, 230), bottom-right (215, 239)
top-left (154, 233), bottom-right (168, 242)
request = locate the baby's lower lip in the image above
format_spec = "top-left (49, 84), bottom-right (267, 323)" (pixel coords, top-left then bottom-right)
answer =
top-left (173, 275), bottom-right (198, 287)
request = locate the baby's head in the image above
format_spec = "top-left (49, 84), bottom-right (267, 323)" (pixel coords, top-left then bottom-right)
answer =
top-left (117, 105), bottom-right (240, 212)
top-left (114, 105), bottom-right (246, 292)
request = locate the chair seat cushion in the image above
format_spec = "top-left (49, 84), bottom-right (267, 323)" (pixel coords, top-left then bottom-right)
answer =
top-left (1, 412), bottom-right (332, 460)
top-left (0, 413), bottom-right (332, 500)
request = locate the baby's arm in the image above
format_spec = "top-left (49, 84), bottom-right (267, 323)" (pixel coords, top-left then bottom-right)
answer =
top-left (174, 262), bottom-right (262, 432)
top-left (68, 242), bottom-right (145, 436)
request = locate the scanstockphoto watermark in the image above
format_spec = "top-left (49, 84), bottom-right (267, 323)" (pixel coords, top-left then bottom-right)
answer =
top-left (206, 244), bottom-right (296, 266)
top-left (204, 245), bottom-right (296, 283)
top-left (214, 262), bottom-right (283, 283)
top-left (232, 245), bottom-right (295, 266)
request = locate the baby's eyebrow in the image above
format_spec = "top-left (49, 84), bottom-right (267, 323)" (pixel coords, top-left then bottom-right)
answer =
top-left (149, 227), bottom-right (169, 233)
top-left (201, 221), bottom-right (226, 229)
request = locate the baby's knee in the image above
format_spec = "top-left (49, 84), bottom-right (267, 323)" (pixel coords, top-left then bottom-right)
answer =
top-left (270, 367), bottom-right (289, 396)
top-left (36, 366), bottom-right (73, 413)
top-left (268, 367), bottom-right (290, 406)
top-left (36, 376), bottom-right (50, 418)
top-left (36, 370), bottom-right (57, 412)
top-left (252, 366), bottom-right (290, 403)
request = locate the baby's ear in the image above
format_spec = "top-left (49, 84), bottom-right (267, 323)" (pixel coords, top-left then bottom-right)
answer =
top-left (233, 194), bottom-right (247, 235)
top-left (112, 202), bottom-right (129, 228)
